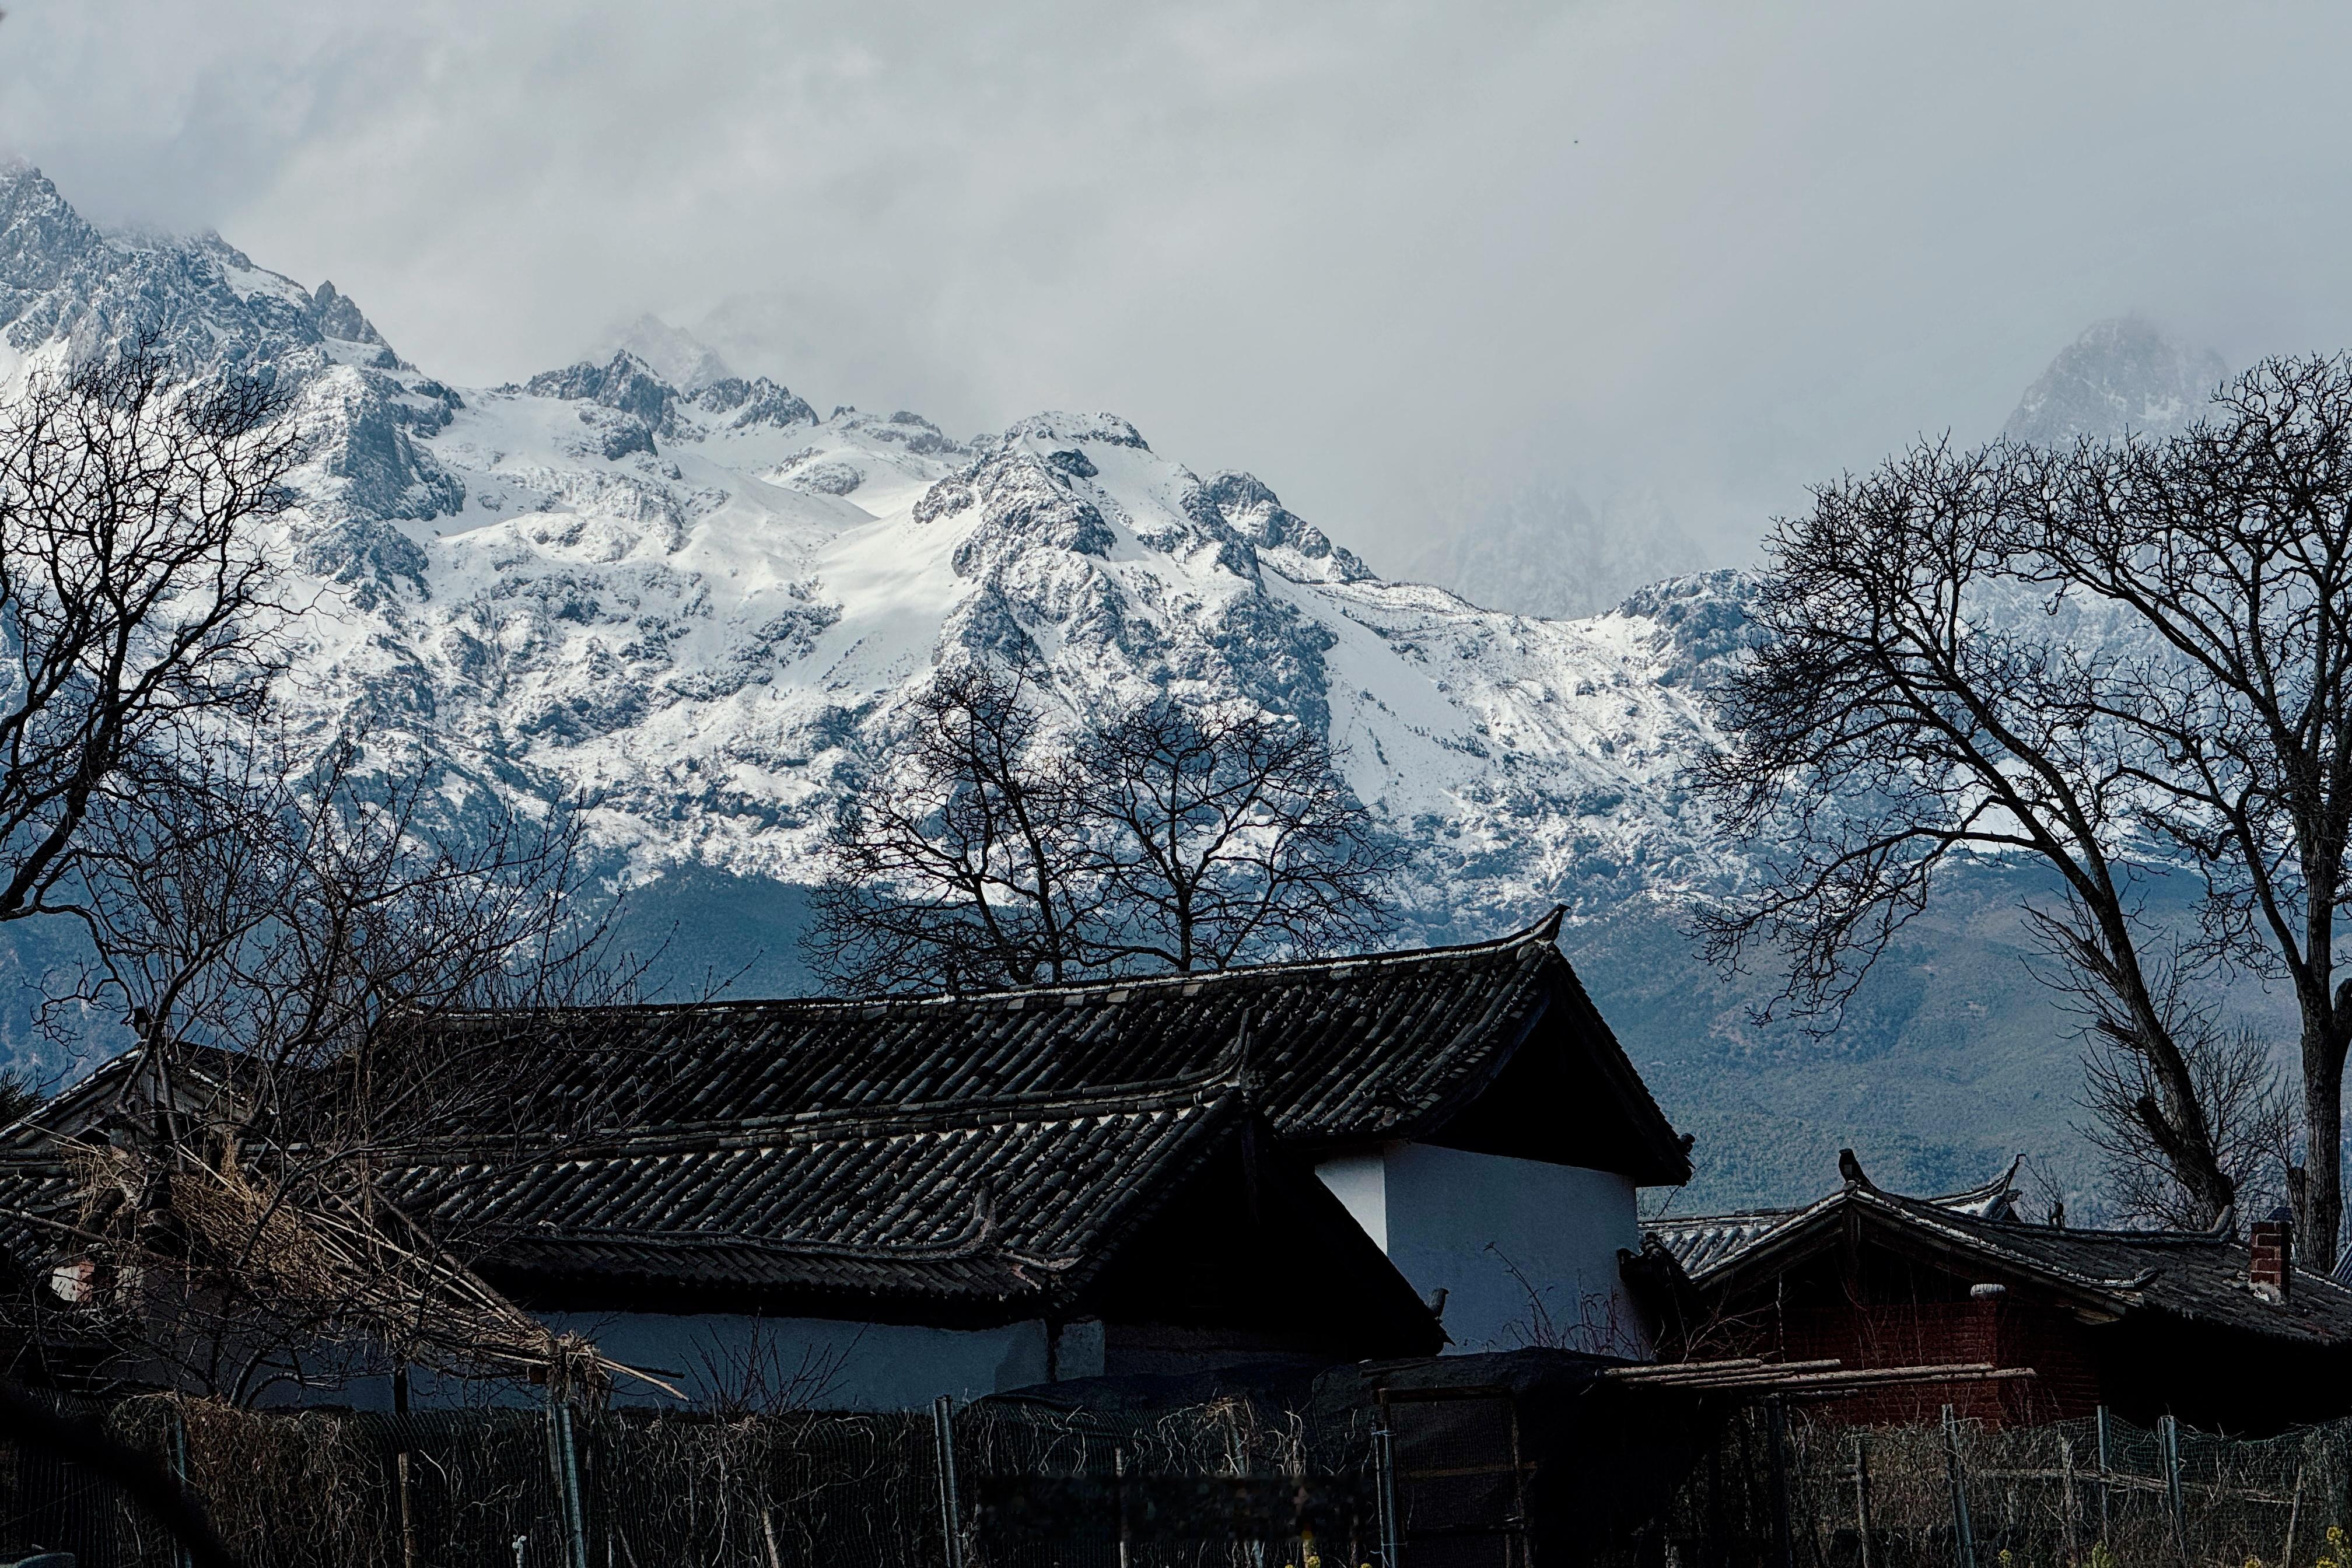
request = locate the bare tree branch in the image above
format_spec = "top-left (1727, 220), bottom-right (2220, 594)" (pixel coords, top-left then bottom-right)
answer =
top-left (1078, 698), bottom-right (1396, 972)
top-left (1702, 356), bottom-right (2352, 1265)
top-left (806, 668), bottom-right (1401, 992)
top-left (0, 337), bottom-right (298, 925)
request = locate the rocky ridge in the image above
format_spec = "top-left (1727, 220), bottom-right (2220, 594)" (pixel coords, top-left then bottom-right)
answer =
top-left (2003, 315), bottom-right (2229, 447)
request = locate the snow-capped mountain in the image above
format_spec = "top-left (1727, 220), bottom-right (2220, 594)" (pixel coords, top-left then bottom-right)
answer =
top-left (5, 162), bottom-right (2229, 1212)
top-left (0, 162), bottom-right (1751, 944)
top-left (2002, 316), bottom-right (2228, 446)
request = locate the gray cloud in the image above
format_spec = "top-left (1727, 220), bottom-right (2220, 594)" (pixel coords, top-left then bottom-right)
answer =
top-left (6, 1), bottom-right (2352, 573)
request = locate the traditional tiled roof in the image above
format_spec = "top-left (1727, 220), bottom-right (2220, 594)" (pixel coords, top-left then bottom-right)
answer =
top-left (412, 909), bottom-right (1690, 1184)
top-left (1644, 1209), bottom-right (1790, 1278)
top-left (1648, 1165), bottom-right (2352, 1348)
top-left (0, 1072), bottom-right (1444, 1346)
top-left (1647, 1160), bottom-right (2025, 1276)
top-left (0, 918), bottom-right (1675, 1336)
top-left (380, 1072), bottom-right (1251, 1312)
top-left (6, 1041), bottom-right (261, 1150)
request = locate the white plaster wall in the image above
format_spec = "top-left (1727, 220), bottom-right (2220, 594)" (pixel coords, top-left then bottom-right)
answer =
top-left (1318, 1142), bottom-right (1650, 1359)
top-left (1313, 1150), bottom-right (1388, 1251)
top-left (394, 1312), bottom-right (1056, 1411)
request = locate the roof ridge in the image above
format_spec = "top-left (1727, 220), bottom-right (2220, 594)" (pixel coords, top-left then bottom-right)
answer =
top-left (377, 1071), bottom-right (1241, 1164)
top-left (425, 911), bottom-right (1570, 1024)
top-left (1646, 1208), bottom-right (1799, 1229)
top-left (1902, 1197), bottom-right (2236, 1245)
top-left (1930, 1154), bottom-right (2023, 1209)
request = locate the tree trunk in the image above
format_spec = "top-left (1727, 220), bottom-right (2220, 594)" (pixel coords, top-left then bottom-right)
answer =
top-left (2301, 1024), bottom-right (2346, 1273)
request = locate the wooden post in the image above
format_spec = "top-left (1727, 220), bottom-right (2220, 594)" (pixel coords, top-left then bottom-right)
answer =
top-left (397, 1453), bottom-right (421, 1568)
top-left (1765, 1398), bottom-right (1796, 1568)
top-left (1706, 1423), bottom-right (1725, 1568)
top-left (1941, 1405), bottom-right (1976, 1568)
top-left (2094, 1406), bottom-right (2112, 1546)
top-left (1852, 1434), bottom-right (1871, 1568)
top-left (394, 1366), bottom-right (419, 1568)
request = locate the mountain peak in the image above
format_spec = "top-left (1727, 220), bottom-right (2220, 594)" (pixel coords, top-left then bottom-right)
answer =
top-left (604, 314), bottom-right (734, 393)
top-left (2003, 316), bottom-right (2228, 447)
top-left (310, 281), bottom-right (387, 347)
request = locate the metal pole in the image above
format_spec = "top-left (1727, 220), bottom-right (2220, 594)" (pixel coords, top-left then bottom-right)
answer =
top-left (168, 1401), bottom-right (195, 1568)
top-left (2094, 1407), bottom-right (2112, 1546)
top-left (1373, 1423), bottom-right (1402, 1568)
top-left (2284, 1465), bottom-right (2305, 1568)
top-left (1114, 1446), bottom-right (1135, 1568)
top-left (2158, 1415), bottom-right (2185, 1555)
top-left (556, 1402), bottom-right (590, 1568)
top-left (1852, 1434), bottom-right (1871, 1568)
top-left (1941, 1405), bottom-right (1976, 1568)
top-left (932, 1395), bottom-right (965, 1568)
top-left (2058, 1434), bottom-right (2078, 1565)
top-left (1765, 1398), bottom-right (1796, 1568)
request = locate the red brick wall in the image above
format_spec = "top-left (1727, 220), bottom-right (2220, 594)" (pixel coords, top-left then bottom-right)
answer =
top-left (1690, 1249), bottom-right (2104, 1427)
top-left (1777, 1296), bottom-right (2101, 1425)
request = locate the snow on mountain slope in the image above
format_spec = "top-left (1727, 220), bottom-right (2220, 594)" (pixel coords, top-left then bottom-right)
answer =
top-left (0, 162), bottom-right (1745, 938)
top-left (9, 163), bottom-right (2258, 1210)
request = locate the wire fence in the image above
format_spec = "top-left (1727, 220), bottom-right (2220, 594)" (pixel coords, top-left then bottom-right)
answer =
top-left (1664, 1404), bottom-right (2352, 1568)
top-left (0, 1393), bottom-right (1385, 1568)
top-left (2, 1389), bottom-right (2347, 1568)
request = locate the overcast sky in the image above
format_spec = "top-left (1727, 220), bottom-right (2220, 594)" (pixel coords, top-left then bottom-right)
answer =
top-left (8, 2), bottom-right (2352, 569)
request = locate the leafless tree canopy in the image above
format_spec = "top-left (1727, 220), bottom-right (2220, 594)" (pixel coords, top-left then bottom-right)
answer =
top-left (807, 663), bottom-right (1398, 993)
top-left (2079, 1014), bottom-right (2294, 1231)
top-left (0, 341), bottom-right (670, 1405)
top-left (0, 343), bottom-right (298, 925)
top-left (19, 730), bottom-right (643, 1402)
top-left (1699, 354), bottom-right (2352, 1264)
top-left (1079, 697), bottom-right (1395, 974)
top-left (806, 663), bottom-right (1095, 992)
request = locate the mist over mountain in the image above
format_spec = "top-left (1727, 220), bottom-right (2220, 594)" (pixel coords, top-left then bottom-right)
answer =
top-left (0, 162), bottom-right (2265, 1214)
top-left (1401, 482), bottom-right (1713, 621)
top-left (600, 314), bottom-right (736, 394)
top-left (2002, 315), bottom-right (2229, 446)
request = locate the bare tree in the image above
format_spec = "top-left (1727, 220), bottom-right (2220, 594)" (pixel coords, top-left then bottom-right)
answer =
top-left (1702, 355), bottom-right (2352, 1266)
top-left (2032, 356), bottom-right (2352, 1265)
top-left (2079, 1012), bottom-right (2294, 1231)
top-left (0, 342), bottom-right (298, 925)
top-left (1695, 435), bottom-right (2236, 1224)
top-left (806, 662), bottom-right (1093, 993)
top-left (1079, 698), bottom-right (1395, 972)
top-left (808, 667), bottom-right (1401, 992)
top-left (13, 727), bottom-right (645, 1403)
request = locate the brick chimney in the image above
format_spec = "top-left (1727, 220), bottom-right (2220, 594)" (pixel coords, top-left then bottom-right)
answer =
top-left (2249, 1209), bottom-right (2292, 1304)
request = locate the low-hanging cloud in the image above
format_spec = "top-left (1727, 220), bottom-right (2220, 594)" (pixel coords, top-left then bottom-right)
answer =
top-left (7, 1), bottom-right (2352, 574)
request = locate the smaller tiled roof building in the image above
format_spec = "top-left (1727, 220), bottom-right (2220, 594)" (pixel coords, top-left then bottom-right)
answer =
top-left (1639, 1155), bottom-right (2352, 1434)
